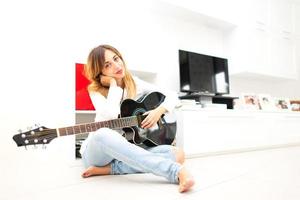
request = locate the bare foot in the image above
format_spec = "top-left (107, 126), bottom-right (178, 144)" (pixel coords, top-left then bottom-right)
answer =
top-left (178, 167), bottom-right (195, 193)
top-left (81, 165), bottom-right (110, 178)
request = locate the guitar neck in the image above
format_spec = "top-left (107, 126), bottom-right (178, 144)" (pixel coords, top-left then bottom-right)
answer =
top-left (58, 116), bottom-right (138, 136)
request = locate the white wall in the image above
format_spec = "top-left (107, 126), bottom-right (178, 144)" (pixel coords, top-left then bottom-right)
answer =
top-left (0, 0), bottom-right (299, 159)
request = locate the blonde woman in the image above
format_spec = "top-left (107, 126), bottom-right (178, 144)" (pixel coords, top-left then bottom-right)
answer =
top-left (80, 44), bottom-right (194, 193)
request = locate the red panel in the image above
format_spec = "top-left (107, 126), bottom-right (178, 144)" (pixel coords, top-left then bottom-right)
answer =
top-left (75, 63), bottom-right (95, 110)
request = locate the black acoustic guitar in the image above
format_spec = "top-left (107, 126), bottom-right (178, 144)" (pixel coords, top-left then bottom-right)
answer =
top-left (12, 92), bottom-right (176, 148)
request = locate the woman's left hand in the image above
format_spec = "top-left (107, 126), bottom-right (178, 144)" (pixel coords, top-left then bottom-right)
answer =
top-left (141, 106), bottom-right (167, 129)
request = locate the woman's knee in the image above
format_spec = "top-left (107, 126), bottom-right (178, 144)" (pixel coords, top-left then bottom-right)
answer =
top-left (91, 128), bottom-right (125, 144)
top-left (91, 128), bottom-right (113, 143)
top-left (173, 147), bottom-right (185, 164)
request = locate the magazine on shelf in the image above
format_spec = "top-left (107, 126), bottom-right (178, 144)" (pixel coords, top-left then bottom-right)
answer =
top-left (258, 94), bottom-right (276, 111)
top-left (241, 93), bottom-right (260, 110)
top-left (273, 97), bottom-right (291, 111)
top-left (290, 100), bottom-right (300, 111)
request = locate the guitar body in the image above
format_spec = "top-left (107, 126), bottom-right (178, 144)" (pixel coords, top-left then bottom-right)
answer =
top-left (120, 92), bottom-right (176, 147)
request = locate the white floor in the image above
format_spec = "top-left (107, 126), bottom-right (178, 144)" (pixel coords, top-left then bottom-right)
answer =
top-left (2, 145), bottom-right (300, 200)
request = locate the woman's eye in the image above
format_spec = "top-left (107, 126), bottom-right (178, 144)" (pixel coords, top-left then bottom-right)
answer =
top-left (104, 63), bottom-right (111, 68)
top-left (114, 57), bottom-right (120, 62)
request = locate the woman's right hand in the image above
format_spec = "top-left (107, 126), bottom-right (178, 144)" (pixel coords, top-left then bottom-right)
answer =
top-left (100, 75), bottom-right (117, 87)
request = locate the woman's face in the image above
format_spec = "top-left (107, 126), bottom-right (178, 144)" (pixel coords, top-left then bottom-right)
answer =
top-left (102, 49), bottom-right (125, 80)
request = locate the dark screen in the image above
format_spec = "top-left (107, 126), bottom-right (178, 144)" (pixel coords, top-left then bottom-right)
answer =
top-left (179, 50), bottom-right (229, 95)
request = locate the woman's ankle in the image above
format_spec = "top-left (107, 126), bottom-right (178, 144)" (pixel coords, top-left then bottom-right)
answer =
top-left (178, 167), bottom-right (195, 193)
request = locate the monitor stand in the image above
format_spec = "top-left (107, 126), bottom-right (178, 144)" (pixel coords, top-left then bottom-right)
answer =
top-left (179, 93), bottom-right (237, 109)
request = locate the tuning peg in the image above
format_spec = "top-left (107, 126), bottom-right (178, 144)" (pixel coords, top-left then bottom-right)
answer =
top-left (42, 144), bottom-right (47, 149)
top-left (35, 123), bottom-right (41, 128)
top-left (24, 145), bottom-right (27, 150)
top-left (18, 129), bottom-right (22, 133)
top-left (27, 126), bottom-right (32, 130)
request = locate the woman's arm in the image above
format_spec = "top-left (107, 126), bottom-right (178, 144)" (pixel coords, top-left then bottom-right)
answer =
top-left (89, 85), bottom-right (123, 121)
top-left (134, 76), bottom-right (180, 128)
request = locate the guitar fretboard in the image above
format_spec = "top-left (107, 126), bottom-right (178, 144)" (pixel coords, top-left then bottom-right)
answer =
top-left (58, 116), bottom-right (138, 136)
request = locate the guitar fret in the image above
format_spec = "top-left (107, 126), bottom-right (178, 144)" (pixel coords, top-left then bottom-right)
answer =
top-left (126, 118), bottom-right (130, 126)
top-left (116, 119), bottom-right (120, 128)
top-left (59, 128), bottom-right (67, 136)
top-left (129, 117), bottom-right (133, 126)
top-left (80, 124), bottom-right (86, 133)
top-left (86, 124), bottom-right (91, 132)
top-left (66, 127), bottom-right (74, 135)
top-left (120, 118), bottom-right (123, 127)
top-left (119, 118), bottom-right (123, 128)
top-left (74, 125), bottom-right (81, 134)
top-left (122, 118), bottom-right (126, 127)
top-left (96, 122), bottom-right (100, 129)
top-left (91, 123), bottom-right (96, 132)
top-left (120, 118), bottom-right (124, 128)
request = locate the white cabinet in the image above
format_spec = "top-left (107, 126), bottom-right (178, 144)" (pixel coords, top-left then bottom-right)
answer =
top-left (295, 3), bottom-right (300, 36)
top-left (226, 27), bottom-right (269, 76)
top-left (227, 29), bottom-right (297, 79)
top-left (225, 0), bottom-right (297, 80)
top-left (269, 0), bottom-right (293, 33)
top-left (268, 33), bottom-right (296, 79)
top-left (252, 0), bottom-right (269, 27)
top-left (155, 0), bottom-right (297, 80)
top-left (157, 0), bottom-right (241, 27)
top-left (175, 108), bottom-right (300, 157)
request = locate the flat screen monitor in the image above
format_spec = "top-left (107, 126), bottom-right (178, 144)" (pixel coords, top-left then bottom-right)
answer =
top-left (179, 50), bottom-right (230, 95)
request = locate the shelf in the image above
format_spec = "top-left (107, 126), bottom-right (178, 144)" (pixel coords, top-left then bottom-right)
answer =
top-left (177, 106), bottom-right (300, 116)
top-left (75, 110), bottom-right (96, 114)
top-left (230, 71), bottom-right (299, 82)
top-left (129, 69), bottom-right (157, 78)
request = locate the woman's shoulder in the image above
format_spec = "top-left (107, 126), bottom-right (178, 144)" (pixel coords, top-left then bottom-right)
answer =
top-left (88, 90), bottom-right (105, 99)
top-left (132, 75), bottom-right (142, 83)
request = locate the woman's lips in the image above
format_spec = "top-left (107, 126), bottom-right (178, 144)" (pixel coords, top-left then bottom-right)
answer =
top-left (116, 69), bottom-right (123, 74)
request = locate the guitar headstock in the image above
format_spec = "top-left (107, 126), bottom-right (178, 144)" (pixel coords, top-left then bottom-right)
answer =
top-left (12, 125), bottom-right (58, 147)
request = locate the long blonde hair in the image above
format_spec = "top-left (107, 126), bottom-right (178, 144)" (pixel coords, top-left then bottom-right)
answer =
top-left (84, 44), bottom-right (136, 98)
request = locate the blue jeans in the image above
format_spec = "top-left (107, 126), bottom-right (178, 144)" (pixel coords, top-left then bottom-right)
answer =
top-left (81, 128), bottom-right (182, 183)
